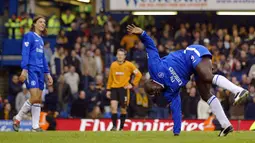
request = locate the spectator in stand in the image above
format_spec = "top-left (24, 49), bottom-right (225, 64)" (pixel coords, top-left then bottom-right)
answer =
top-left (211, 29), bottom-right (224, 44)
top-left (74, 43), bottom-right (82, 68)
top-left (112, 24), bottom-right (122, 51)
top-left (0, 102), bottom-right (14, 120)
top-left (247, 45), bottom-right (255, 71)
top-left (64, 66), bottom-right (80, 100)
top-left (75, 36), bottom-right (82, 48)
top-left (239, 26), bottom-right (248, 40)
top-left (94, 48), bottom-right (104, 75)
top-left (70, 91), bottom-right (88, 118)
top-left (47, 14), bottom-right (60, 36)
top-left (175, 27), bottom-right (191, 46)
top-left (64, 50), bottom-right (82, 76)
top-left (0, 96), bottom-right (3, 111)
top-left (158, 45), bottom-right (167, 58)
top-left (82, 49), bottom-right (97, 78)
top-left (241, 74), bottom-right (250, 89)
top-left (66, 22), bottom-right (83, 50)
top-left (51, 46), bottom-right (65, 77)
top-left (217, 40), bottom-right (227, 56)
top-left (192, 31), bottom-right (203, 45)
top-left (229, 92), bottom-right (244, 120)
top-left (61, 9), bottom-right (75, 29)
top-left (245, 86), bottom-right (255, 119)
top-left (97, 8), bottom-right (108, 26)
top-left (228, 42), bottom-right (240, 58)
top-left (164, 39), bottom-right (175, 53)
top-left (56, 30), bottom-right (68, 48)
top-left (149, 92), bottom-right (169, 119)
top-left (44, 86), bottom-right (58, 112)
top-left (106, 16), bottom-right (115, 33)
top-left (86, 82), bottom-right (102, 118)
top-left (15, 84), bottom-right (30, 112)
top-left (130, 87), bottom-right (152, 118)
top-left (216, 88), bottom-right (230, 118)
top-left (81, 36), bottom-right (91, 49)
top-left (103, 32), bottom-right (115, 68)
top-left (248, 26), bottom-right (255, 41)
top-left (231, 61), bottom-right (244, 83)
top-left (91, 35), bottom-right (104, 53)
top-left (8, 75), bottom-right (22, 110)
top-left (80, 22), bottom-right (91, 37)
top-left (197, 97), bottom-right (211, 119)
top-left (5, 14), bottom-right (21, 39)
top-left (180, 39), bottom-right (189, 50)
top-left (120, 32), bottom-right (139, 53)
top-left (182, 87), bottom-right (200, 119)
top-left (160, 31), bottom-right (170, 45)
top-left (44, 41), bottom-right (52, 64)
top-left (80, 49), bottom-right (94, 90)
top-left (56, 75), bottom-right (71, 113)
top-left (132, 41), bottom-right (147, 73)
top-left (95, 75), bottom-right (108, 114)
top-left (91, 18), bottom-right (104, 36)
top-left (174, 24), bottom-right (185, 39)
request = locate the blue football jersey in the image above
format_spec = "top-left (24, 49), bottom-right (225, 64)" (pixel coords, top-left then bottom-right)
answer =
top-left (21, 32), bottom-right (49, 73)
top-left (140, 31), bottom-right (212, 93)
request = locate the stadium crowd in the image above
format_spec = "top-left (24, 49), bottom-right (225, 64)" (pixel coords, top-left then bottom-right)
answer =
top-left (1, 10), bottom-right (255, 121)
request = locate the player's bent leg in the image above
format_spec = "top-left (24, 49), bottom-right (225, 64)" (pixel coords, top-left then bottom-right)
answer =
top-left (196, 57), bottom-right (248, 105)
top-left (170, 95), bottom-right (181, 136)
top-left (119, 107), bottom-right (127, 131)
top-left (195, 57), bottom-right (214, 83)
top-left (110, 100), bottom-right (118, 131)
top-left (196, 80), bottom-right (233, 136)
top-left (212, 74), bottom-right (248, 105)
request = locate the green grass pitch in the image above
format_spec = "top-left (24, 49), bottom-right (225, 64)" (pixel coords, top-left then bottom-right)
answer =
top-left (0, 131), bottom-right (254, 143)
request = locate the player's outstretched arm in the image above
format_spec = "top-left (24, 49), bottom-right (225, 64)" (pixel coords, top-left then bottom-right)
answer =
top-left (127, 24), bottom-right (160, 60)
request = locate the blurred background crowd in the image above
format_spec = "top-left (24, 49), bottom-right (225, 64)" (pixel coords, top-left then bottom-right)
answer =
top-left (1, 7), bottom-right (255, 121)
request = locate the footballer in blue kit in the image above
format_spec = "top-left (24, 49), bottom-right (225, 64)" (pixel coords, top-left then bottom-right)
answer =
top-left (127, 24), bottom-right (249, 136)
top-left (13, 16), bottom-right (53, 132)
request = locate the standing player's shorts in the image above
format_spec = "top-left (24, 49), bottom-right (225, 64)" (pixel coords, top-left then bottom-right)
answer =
top-left (111, 88), bottom-right (130, 108)
top-left (25, 67), bottom-right (45, 90)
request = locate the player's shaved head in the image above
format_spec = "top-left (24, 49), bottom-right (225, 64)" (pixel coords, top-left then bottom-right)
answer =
top-left (144, 79), bottom-right (164, 96)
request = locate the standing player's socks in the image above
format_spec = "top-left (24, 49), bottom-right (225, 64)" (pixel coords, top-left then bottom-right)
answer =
top-left (207, 95), bottom-right (231, 129)
top-left (212, 74), bottom-right (243, 94)
top-left (111, 113), bottom-right (117, 129)
top-left (119, 114), bottom-right (126, 130)
top-left (31, 103), bottom-right (41, 129)
top-left (16, 100), bottom-right (32, 121)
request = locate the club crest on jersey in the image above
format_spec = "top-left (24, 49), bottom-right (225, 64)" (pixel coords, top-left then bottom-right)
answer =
top-left (158, 72), bottom-right (164, 78)
top-left (31, 80), bottom-right (36, 86)
top-left (24, 42), bottom-right (29, 47)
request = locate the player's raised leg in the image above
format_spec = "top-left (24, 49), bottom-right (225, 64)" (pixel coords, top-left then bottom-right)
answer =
top-left (195, 57), bottom-right (248, 105)
top-left (196, 79), bottom-right (233, 136)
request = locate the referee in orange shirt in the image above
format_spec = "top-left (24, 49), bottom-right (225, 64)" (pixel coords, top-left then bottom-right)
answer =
top-left (107, 48), bottom-right (142, 131)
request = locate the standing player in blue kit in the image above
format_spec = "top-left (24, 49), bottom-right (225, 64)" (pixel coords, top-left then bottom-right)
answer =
top-left (127, 24), bottom-right (249, 136)
top-left (13, 16), bottom-right (53, 132)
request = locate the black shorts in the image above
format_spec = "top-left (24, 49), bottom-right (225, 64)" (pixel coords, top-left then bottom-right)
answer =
top-left (111, 88), bottom-right (130, 108)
